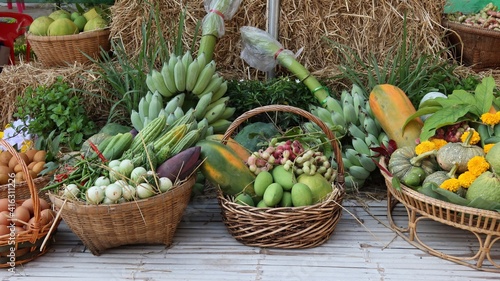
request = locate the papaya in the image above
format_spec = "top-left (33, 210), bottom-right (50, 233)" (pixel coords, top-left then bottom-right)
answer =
top-left (369, 84), bottom-right (423, 148)
top-left (205, 134), bottom-right (251, 162)
top-left (197, 140), bottom-right (256, 197)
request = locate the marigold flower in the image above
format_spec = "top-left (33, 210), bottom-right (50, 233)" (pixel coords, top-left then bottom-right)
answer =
top-left (480, 112), bottom-right (500, 126)
top-left (484, 143), bottom-right (495, 154)
top-left (440, 178), bottom-right (461, 192)
top-left (415, 141), bottom-right (435, 155)
top-left (430, 138), bottom-right (448, 150)
top-left (458, 171), bottom-right (477, 188)
top-left (460, 130), bottom-right (480, 145)
top-left (467, 156), bottom-right (490, 176)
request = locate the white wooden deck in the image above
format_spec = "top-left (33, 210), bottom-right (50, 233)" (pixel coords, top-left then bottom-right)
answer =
top-left (3, 190), bottom-right (500, 280)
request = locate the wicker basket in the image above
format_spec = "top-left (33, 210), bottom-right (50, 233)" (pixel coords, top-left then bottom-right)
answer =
top-left (0, 139), bottom-right (60, 268)
top-left (379, 157), bottom-right (500, 272)
top-left (443, 19), bottom-right (500, 71)
top-left (217, 105), bottom-right (345, 249)
top-left (25, 28), bottom-right (111, 67)
top-left (0, 176), bottom-right (51, 203)
top-left (48, 175), bottom-right (195, 256)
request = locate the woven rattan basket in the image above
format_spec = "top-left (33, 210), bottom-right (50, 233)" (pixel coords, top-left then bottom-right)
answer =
top-left (26, 28), bottom-right (111, 67)
top-left (443, 19), bottom-right (500, 71)
top-left (217, 105), bottom-right (345, 249)
top-left (379, 157), bottom-right (500, 272)
top-left (0, 176), bottom-right (50, 203)
top-left (48, 175), bottom-right (195, 256)
top-left (0, 139), bottom-right (60, 268)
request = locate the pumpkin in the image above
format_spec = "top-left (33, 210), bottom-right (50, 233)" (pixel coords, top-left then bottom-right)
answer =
top-left (436, 131), bottom-right (484, 173)
top-left (465, 171), bottom-right (500, 203)
top-left (197, 139), bottom-right (256, 197)
top-left (422, 163), bottom-right (459, 187)
top-left (369, 84), bottom-right (423, 148)
top-left (388, 146), bottom-right (437, 187)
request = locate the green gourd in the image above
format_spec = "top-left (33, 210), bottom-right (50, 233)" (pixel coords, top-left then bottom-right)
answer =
top-left (436, 130), bottom-right (484, 173)
top-left (388, 146), bottom-right (437, 187)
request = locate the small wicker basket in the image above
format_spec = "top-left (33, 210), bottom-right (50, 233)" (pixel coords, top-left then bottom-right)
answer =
top-left (217, 105), bottom-right (345, 249)
top-left (48, 175), bottom-right (195, 256)
top-left (0, 176), bottom-right (51, 203)
top-left (0, 139), bottom-right (60, 268)
top-left (25, 28), bottom-right (111, 67)
top-left (443, 19), bottom-right (500, 71)
top-left (379, 157), bottom-right (500, 272)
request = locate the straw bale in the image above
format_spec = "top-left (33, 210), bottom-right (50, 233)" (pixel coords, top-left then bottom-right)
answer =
top-left (0, 62), bottom-right (112, 128)
top-left (110, 0), bottom-right (449, 81)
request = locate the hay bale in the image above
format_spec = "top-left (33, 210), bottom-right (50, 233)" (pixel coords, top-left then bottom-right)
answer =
top-left (0, 62), bottom-right (112, 128)
top-left (109, 0), bottom-right (449, 80)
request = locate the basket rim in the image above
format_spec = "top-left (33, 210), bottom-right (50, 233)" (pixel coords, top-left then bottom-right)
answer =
top-left (25, 27), bottom-right (110, 42)
top-left (379, 156), bottom-right (500, 218)
top-left (442, 19), bottom-right (500, 38)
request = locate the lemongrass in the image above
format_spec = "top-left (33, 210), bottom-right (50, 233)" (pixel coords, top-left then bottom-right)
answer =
top-left (240, 26), bottom-right (329, 106)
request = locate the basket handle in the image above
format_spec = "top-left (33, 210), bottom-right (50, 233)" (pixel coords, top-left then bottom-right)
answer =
top-left (0, 139), bottom-right (42, 243)
top-left (221, 105), bottom-right (345, 187)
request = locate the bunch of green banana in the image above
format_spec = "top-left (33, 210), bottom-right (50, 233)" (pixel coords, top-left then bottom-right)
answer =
top-left (310, 84), bottom-right (389, 192)
top-left (144, 51), bottom-right (235, 134)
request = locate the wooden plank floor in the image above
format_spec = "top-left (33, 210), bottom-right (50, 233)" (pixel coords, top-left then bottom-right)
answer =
top-left (3, 192), bottom-right (500, 280)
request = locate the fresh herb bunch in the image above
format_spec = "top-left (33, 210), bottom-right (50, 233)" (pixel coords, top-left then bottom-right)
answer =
top-left (14, 77), bottom-right (97, 153)
top-left (226, 77), bottom-right (318, 128)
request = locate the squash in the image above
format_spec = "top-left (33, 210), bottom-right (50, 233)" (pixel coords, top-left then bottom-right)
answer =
top-left (422, 164), bottom-right (459, 187)
top-left (197, 139), bottom-right (256, 197)
top-left (388, 146), bottom-right (437, 187)
top-left (205, 134), bottom-right (251, 163)
top-left (436, 131), bottom-right (485, 173)
top-left (369, 84), bottom-right (423, 148)
top-left (466, 171), bottom-right (500, 203)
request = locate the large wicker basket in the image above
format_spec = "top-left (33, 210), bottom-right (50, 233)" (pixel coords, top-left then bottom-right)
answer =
top-left (48, 175), bottom-right (195, 256)
top-left (217, 105), bottom-right (345, 249)
top-left (379, 157), bottom-right (500, 272)
top-left (25, 28), bottom-right (111, 67)
top-left (0, 139), bottom-right (60, 268)
top-left (443, 19), bottom-right (500, 71)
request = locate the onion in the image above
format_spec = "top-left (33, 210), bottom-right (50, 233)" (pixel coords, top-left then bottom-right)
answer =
top-left (119, 159), bottom-right (135, 178)
top-left (158, 177), bottom-right (173, 193)
top-left (86, 186), bottom-right (105, 204)
top-left (94, 176), bottom-right (110, 187)
top-left (108, 160), bottom-right (121, 169)
top-left (62, 184), bottom-right (80, 199)
top-left (121, 184), bottom-right (136, 201)
top-left (136, 183), bottom-right (155, 199)
top-left (102, 197), bottom-right (116, 205)
top-left (130, 167), bottom-right (148, 183)
top-left (105, 183), bottom-right (123, 201)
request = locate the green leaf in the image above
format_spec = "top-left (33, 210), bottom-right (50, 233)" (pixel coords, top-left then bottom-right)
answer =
top-left (402, 106), bottom-right (442, 130)
top-left (474, 76), bottom-right (495, 115)
top-left (432, 185), bottom-right (470, 206)
top-left (467, 197), bottom-right (500, 212)
top-left (419, 104), bottom-right (472, 141)
top-left (392, 177), bottom-right (401, 191)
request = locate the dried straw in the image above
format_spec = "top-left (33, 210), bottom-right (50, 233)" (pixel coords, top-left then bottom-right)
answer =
top-left (0, 62), bottom-right (112, 127)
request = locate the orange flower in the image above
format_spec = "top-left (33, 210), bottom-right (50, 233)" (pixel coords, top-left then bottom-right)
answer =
top-left (440, 178), bottom-right (461, 192)
top-left (458, 171), bottom-right (476, 188)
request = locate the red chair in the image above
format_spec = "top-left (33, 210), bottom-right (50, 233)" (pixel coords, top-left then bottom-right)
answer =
top-left (0, 12), bottom-right (33, 65)
top-left (6, 1), bottom-right (25, 14)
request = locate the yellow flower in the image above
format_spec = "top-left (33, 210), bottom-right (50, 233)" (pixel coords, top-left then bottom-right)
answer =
top-left (430, 138), bottom-right (448, 150)
top-left (484, 143), bottom-right (495, 153)
top-left (20, 140), bottom-right (33, 153)
top-left (467, 156), bottom-right (490, 176)
top-left (460, 130), bottom-right (480, 145)
top-left (415, 141), bottom-right (435, 155)
top-left (458, 171), bottom-right (477, 188)
top-left (0, 131), bottom-right (3, 139)
top-left (440, 178), bottom-right (461, 192)
top-left (480, 112), bottom-right (500, 126)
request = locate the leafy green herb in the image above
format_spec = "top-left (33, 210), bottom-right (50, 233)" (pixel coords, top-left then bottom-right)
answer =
top-left (13, 77), bottom-right (97, 154)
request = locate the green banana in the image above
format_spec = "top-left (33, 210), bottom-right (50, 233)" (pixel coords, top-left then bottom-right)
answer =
top-left (348, 123), bottom-right (366, 139)
top-left (205, 97), bottom-right (229, 113)
top-left (340, 89), bottom-right (353, 105)
top-left (139, 96), bottom-right (149, 120)
top-left (219, 106), bottom-right (236, 120)
top-left (164, 95), bottom-right (181, 115)
top-left (131, 110), bottom-right (143, 131)
top-left (348, 165), bottom-right (371, 180)
top-left (194, 92), bottom-right (214, 120)
top-left (174, 107), bottom-right (185, 119)
top-left (364, 134), bottom-right (380, 149)
top-left (209, 119), bottom-right (232, 134)
top-left (342, 103), bottom-right (357, 125)
top-left (174, 59), bottom-right (186, 92)
top-left (363, 117), bottom-right (380, 137)
top-left (211, 80), bottom-right (228, 102)
top-left (345, 148), bottom-right (362, 167)
top-left (192, 60), bottom-right (216, 95)
top-left (324, 96), bottom-right (343, 113)
top-left (352, 137), bottom-right (371, 155)
top-left (148, 92), bottom-right (163, 120)
top-left (314, 106), bottom-right (335, 127)
top-left (167, 54), bottom-right (178, 74)
top-left (359, 154), bottom-right (377, 172)
top-left (197, 52), bottom-right (207, 70)
top-left (330, 111), bottom-right (346, 129)
top-left (199, 74), bottom-right (224, 97)
top-left (145, 73), bottom-right (157, 93)
top-left (204, 102), bottom-right (226, 124)
top-left (185, 57), bottom-right (201, 92)
top-left (161, 63), bottom-right (178, 94)
top-left (152, 69), bottom-right (173, 97)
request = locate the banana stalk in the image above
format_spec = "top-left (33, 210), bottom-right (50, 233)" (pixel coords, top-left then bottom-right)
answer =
top-left (198, 0), bottom-right (243, 62)
top-left (239, 26), bottom-right (329, 106)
